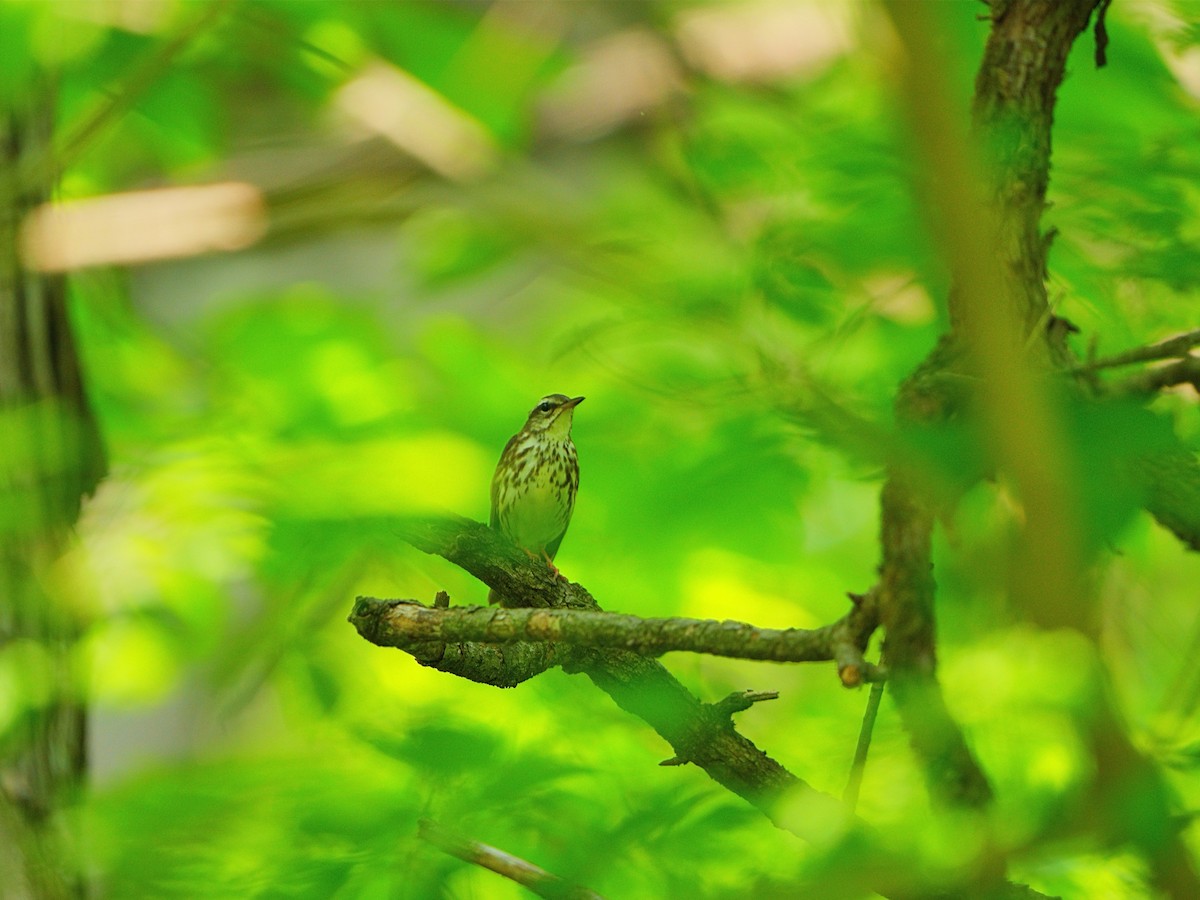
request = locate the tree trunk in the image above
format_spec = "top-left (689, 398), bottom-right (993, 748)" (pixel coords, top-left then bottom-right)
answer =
top-left (1, 77), bottom-right (106, 900)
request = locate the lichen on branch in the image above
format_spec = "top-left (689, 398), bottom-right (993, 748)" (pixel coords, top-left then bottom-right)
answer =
top-left (350, 591), bottom-right (881, 681)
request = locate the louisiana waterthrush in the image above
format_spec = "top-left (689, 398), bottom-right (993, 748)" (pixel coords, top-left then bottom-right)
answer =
top-left (488, 394), bottom-right (583, 604)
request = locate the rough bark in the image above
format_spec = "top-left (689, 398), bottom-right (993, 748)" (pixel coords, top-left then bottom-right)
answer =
top-left (351, 592), bottom-right (880, 672)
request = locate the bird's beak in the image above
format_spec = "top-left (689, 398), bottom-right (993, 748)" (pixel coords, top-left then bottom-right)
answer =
top-left (565, 396), bottom-right (585, 408)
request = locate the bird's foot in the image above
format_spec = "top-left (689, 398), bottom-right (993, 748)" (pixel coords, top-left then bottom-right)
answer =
top-left (519, 547), bottom-right (563, 580)
top-left (541, 550), bottom-right (562, 579)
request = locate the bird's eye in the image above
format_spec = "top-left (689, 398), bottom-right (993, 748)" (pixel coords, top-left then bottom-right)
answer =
top-left (538, 401), bottom-right (553, 413)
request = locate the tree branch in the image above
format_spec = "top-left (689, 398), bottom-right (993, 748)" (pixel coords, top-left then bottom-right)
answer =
top-left (878, 475), bottom-right (994, 810)
top-left (1113, 356), bottom-right (1200, 397)
top-left (354, 516), bottom-right (1060, 900)
top-left (1079, 328), bottom-right (1200, 372)
top-left (350, 594), bottom-right (882, 682)
top-left (395, 515), bottom-right (598, 610)
top-left (355, 604), bottom-right (562, 689)
top-left (380, 518), bottom-right (839, 827)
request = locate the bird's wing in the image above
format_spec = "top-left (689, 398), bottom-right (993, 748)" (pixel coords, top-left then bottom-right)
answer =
top-left (489, 473), bottom-right (501, 530)
top-left (544, 528), bottom-right (566, 562)
top-left (545, 454), bottom-right (578, 561)
top-left (489, 433), bottom-right (519, 530)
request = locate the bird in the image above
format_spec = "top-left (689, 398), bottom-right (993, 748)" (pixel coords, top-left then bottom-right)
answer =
top-left (488, 394), bottom-right (584, 604)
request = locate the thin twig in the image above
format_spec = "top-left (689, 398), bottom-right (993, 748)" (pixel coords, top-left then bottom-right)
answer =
top-left (844, 681), bottom-right (886, 813)
top-left (418, 820), bottom-right (604, 900)
top-left (1112, 356), bottom-right (1200, 397)
top-left (1094, 0), bottom-right (1114, 68)
top-left (18, 0), bottom-right (236, 191)
top-left (1074, 329), bottom-right (1200, 373)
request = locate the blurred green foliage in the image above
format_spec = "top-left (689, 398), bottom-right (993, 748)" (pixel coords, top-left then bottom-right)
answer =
top-left (3, 0), bottom-right (1199, 896)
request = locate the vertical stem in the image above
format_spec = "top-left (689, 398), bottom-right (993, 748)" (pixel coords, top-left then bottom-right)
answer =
top-left (0, 72), bottom-right (105, 900)
top-left (883, 1), bottom-right (1200, 894)
top-left (879, 474), bottom-right (993, 810)
top-left (843, 681), bottom-right (885, 812)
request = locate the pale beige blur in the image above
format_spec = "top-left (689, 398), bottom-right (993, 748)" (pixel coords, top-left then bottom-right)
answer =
top-left (21, 182), bottom-right (266, 272)
top-left (335, 60), bottom-right (497, 182)
top-left (539, 29), bottom-right (681, 140)
top-left (675, 0), bottom-right (855, 84)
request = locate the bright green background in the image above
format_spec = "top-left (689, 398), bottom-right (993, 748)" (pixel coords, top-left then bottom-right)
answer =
top-left (6, 1), bottom-right (1200, 897)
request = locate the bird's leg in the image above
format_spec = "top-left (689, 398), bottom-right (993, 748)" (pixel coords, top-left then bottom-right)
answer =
top-left (518, 546), bottom-right (561, 578)
top-left (541, 549), bottom-right (561, 578)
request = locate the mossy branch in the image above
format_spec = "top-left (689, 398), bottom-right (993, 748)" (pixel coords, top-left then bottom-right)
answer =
top-left (351, 592), bottom-right (881, 682)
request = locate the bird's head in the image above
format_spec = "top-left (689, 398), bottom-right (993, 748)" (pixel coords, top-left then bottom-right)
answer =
top-left (523, 393), bottom-right (584, 438)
